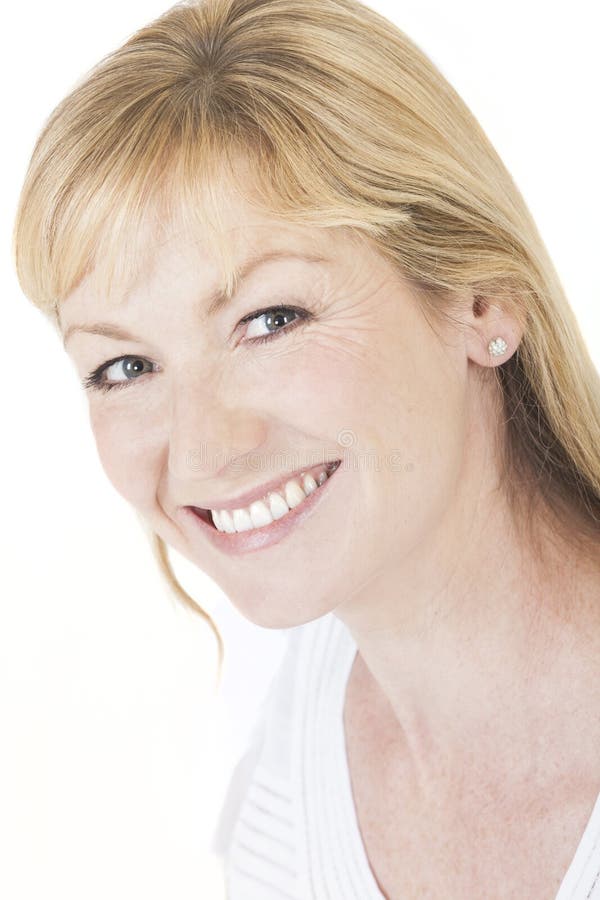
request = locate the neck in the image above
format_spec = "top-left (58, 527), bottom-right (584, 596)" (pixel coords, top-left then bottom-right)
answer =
top-left (335, 465), bottom-right (600, 801)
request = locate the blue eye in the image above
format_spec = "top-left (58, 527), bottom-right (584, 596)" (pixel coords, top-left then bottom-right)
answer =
top-left (82, 356), bottom-right (154, 394)
top-left (240, 304), bottom-right (311, 344)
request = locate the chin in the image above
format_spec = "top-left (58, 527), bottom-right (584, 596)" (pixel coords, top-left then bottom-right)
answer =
top-left (229, 587), bottom-right (335, 631)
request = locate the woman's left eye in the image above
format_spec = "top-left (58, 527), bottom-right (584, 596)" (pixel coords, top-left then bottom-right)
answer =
top-left (239, 304), bottom-right (312, 344)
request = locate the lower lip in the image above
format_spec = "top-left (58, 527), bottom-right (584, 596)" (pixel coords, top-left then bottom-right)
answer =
top-left (182, 461), bottom-right (342, 556)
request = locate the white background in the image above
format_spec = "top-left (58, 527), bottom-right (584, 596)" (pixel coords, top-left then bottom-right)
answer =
top-left (2, 1), bottom-right (598, 897)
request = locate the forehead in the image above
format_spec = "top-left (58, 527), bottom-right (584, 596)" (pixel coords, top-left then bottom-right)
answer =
top-left (58, 189), bottom-right (366, 328)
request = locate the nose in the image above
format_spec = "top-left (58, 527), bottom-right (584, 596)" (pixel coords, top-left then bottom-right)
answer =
top-left (166, 379), bottom-right (266, 483)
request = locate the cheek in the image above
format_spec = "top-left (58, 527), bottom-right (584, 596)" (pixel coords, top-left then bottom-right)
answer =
top-left (274, 328), bottom-right (407, 452)
top-left (372, 349), bottom-right (468, 554)
top-left (240, 341), bottom-right (352, 441)
top-left (292, 319), bottom-right (468, 549)
top-left (89, 403), bottom-right (160, 511)
top-left (278, 334), bottom-right (381, 408)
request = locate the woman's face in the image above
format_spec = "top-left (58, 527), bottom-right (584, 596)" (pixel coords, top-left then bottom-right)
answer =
top-left (60, 194), bottom-right (474, 628)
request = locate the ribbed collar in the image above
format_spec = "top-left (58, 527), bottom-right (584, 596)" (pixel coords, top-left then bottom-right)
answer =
top-left (292, 614), bottom-right (385, 899)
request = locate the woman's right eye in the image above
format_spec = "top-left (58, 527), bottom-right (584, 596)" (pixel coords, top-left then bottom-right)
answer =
top-left (82, 356), bottom-right (154, 394)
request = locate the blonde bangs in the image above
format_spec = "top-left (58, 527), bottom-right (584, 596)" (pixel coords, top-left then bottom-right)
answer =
top-left (14, 87), bottom-right (236, 318)
top-left (14, 0), bottom-right (421, 323)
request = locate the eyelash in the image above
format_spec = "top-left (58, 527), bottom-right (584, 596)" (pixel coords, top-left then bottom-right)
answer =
top-left (81, 304), bottom-right (312, 394)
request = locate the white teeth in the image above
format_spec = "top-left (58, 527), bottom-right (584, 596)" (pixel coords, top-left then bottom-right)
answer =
top-left (268, 491), bottom-right (289, 520)
top-left (232, 508), bottom-right (253, 532)
top-left (249, 500), bottom-right (274, 528)
top-left (302, 474), bottom-right (318, 495)
top-left (284, 479), bottom-right (306, 509)
top-left (208, 464), bottom-right (336, 533)
top-left (219, 509), bottom-right (236, 533)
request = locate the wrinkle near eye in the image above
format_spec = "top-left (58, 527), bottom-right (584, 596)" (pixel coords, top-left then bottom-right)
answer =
top-left (290, 289), bottom-right (403, 383)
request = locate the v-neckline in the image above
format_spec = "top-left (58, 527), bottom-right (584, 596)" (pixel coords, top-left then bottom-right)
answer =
top-left (319, 615), bottom-right (600, 900)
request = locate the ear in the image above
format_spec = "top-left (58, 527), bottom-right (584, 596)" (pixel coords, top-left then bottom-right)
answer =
top-left (462, 294), bottom-right (524, 368)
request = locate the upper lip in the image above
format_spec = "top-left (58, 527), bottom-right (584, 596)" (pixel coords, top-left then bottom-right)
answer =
top-left (185, 459), bottom-right (341, 512)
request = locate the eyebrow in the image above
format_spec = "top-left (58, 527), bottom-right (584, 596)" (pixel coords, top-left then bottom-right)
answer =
top-left (62, 250), bottom-right (327, 348)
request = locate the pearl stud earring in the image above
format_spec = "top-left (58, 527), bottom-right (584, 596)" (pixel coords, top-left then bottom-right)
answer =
top-left (488, 337), bottom-right (507, 357)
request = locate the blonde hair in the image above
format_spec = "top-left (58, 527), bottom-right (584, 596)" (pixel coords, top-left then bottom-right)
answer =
top-left (13, 0), bottom-right (600, 678)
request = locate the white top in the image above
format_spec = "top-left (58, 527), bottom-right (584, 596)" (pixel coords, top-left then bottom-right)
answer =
top-left (211, 612), bottom-right (600, 899)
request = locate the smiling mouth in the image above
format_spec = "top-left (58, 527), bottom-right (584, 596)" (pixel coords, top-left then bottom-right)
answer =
top-left (190, 459), bottom-right (341, 532)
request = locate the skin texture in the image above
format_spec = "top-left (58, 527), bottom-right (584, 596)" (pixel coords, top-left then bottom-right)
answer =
top-left (60, 183), bottom-right (600, 893)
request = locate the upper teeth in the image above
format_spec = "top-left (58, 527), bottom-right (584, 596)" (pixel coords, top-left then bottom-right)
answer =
top-left (211, 467), bottom-right (332, 533)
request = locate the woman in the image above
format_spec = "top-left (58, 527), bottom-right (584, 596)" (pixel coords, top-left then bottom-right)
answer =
top-left (13, 0), bottom-right (600, 897)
